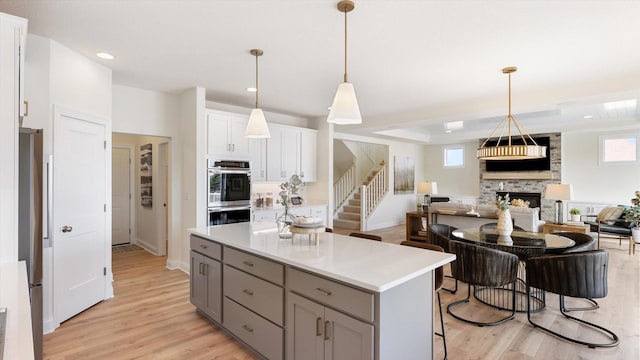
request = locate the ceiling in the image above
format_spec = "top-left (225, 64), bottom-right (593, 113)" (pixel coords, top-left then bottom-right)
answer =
top-left (2, 0), bottom-right (640, 143)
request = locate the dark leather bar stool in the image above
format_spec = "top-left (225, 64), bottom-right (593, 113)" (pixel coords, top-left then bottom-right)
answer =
top-left (525, 250), bottom-right (619, 348)
top-left (428, 224), bottom-right (458, 293)
top-left (400, 241), bottom-right (448, 359)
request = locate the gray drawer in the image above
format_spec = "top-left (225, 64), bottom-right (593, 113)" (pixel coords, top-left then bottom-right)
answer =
top-left (287, 268), bottom-right (375, 322)
top-left (223, 297), bottom-right (283, 360)
top-left (224, 247), bottom-right (284, 285)
top-left (190, 235), bottom-right (221, 260)
top-left (223, 265), bottom-right (284, 326)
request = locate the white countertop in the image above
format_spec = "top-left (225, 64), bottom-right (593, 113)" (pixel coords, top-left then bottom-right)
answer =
top-left (0, 261), bottom-right (35, 360)
top-left (189, 222), bottom-right (455, 292)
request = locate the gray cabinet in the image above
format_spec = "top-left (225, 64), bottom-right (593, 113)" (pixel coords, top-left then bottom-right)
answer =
top-left (190, 236), bottom-right (222, 322)
top-left (190, 250), bottom-right (222, 322)
top-left (287, 268), bottom-right (374, 360)
top-left (288, 292), bottom-right (373, 360)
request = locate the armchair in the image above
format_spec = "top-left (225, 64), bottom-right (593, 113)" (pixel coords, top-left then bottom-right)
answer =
top-left (583, 206), bottom-right (635, 252)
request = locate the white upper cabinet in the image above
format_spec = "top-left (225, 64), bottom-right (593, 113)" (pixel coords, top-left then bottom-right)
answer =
top-left (266, 124), bottom-right (317, 182)
top-left (249, 138), bottom-right (267, 181)
top-left (206, 109), bottom-right (250, 158)
top-left (299, 129), bottom-right (317, 182)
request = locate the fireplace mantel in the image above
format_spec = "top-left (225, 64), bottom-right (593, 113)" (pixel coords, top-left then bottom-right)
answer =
top-left (482, 172), bottom-right (556, 180)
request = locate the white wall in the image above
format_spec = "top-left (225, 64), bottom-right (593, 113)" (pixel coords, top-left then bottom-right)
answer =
top-left (23, 34), bottom-right (113, 333)
top-left (335, 132), bottom-right (426, 230)
top-left (113, 85), bottom-right (180, 136)
top-left (206, 100), bottom-right (308, 128)
top-left (424, 140), bottom-right (480, 198)
top-left (563, 129), bottom-right (640, 204)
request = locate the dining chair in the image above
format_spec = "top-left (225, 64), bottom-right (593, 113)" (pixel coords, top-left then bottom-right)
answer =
top-left (400, 241), bottom-right (447, 360)
top-left (545, 232), bottom-right (598, 312)
top-left (525, 250), bottom-right (619, 348)
top-left (349, 231), bottom-right (382, 241)
top-left (428, 224), bottom-right (458, 294)
top-left (446, 240), bottom-right (519, 326)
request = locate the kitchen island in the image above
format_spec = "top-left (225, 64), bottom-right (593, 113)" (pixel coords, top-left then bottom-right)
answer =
top-left (189, 222), bottom-right (455, 360)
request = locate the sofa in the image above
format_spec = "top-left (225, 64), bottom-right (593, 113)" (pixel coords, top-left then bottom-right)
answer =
top-left (429, 202), bottom-right (546, 233)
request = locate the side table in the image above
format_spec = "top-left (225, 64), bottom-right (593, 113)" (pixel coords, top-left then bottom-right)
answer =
top-left (542, 223), bottom-right (590, 234)
top-left (406, 211), bottom-right (429, 242)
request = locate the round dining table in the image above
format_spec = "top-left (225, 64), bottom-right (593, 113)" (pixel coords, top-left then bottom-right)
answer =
top-left (450, 228), bottom-right (576, 312)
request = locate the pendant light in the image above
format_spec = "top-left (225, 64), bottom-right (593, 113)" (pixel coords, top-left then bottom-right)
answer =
top-left (327, 0), bottom-right (361, 125)
top-left (245, 49), bottom-right (271, 138)
top-left (477, 67), bottom-right (546, 160)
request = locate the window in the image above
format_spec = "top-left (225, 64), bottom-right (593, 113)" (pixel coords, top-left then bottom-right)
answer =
top-left (600, 135), bottom-right (639, 163)
top-left (444, 145), bottom-right (464, 167)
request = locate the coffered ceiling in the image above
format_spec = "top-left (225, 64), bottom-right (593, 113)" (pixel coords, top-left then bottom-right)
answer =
top-left (2, 0), bottom-right (639, 143)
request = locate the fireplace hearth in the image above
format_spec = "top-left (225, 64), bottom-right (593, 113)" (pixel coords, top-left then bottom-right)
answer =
top-left (496, 191), bottom-right (542, 219)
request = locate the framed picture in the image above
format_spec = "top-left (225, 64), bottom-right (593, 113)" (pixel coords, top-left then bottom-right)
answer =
top-left (290, 196), bottom-right (303, 206)
top-left (140, 143), bottom-right (152, 207)
top-left (394, 156), bottom-right (415, 194)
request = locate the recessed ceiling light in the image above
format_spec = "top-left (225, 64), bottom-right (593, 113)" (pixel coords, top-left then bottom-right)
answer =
top-left (96, 52), bottom-right (115, 60)
top-left (583, 115), bottom-right (593, 119)
top-left (246, 87), bottom-right (257, 92)
top-left (445, 130), bottom-right (452, 133)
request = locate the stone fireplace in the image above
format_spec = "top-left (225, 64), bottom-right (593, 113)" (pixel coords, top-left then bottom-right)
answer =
top-left (479, 132), bottom-right (561, 221)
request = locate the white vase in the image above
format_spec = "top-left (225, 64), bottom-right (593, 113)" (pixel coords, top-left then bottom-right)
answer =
top-left (497, 209), bottom-right (513, 236)
top-left (570, 214), bottom-right (581, 222)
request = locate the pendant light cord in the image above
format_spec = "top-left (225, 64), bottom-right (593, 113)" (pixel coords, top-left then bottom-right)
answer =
top-left (255, 53), bottom-right (259, 109)
top-left (344, 7), bottom-right (348, 83)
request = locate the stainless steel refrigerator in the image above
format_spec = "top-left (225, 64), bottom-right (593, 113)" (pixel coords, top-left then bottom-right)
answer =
top-left (18, 127), bottom-right (43, 360)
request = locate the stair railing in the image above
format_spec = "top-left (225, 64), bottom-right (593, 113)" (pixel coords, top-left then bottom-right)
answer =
top-left (360, 162), bottom-right (387, 231)
top-left (333, 162), bottom-right (357, 214)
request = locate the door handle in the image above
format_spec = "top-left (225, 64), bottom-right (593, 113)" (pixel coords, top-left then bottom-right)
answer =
top-left (324, 320), bottom-right (331, 340)
top-left (316, 317), bottom-right (323, 336)
top-left (61, 225), bottom-right (73, 233)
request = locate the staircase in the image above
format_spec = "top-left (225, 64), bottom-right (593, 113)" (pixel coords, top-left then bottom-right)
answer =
top-left (333, 192), bottom-right (362, 229)
top-left (333, 162), bottom-right (387, 230)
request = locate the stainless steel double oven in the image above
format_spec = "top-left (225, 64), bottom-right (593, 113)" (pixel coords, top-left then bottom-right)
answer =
top-left (207, 159), bottom-right (251, 226)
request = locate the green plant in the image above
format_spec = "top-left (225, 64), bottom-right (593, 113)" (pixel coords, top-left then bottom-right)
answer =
top-left (569, 208), bottom-right (581, 215)
top-left (623, 190), bottom-right (640, 228)
top-left (278, 174), bottom-right (304, 210)
top-left (496, 194), bottom-right (511, 211)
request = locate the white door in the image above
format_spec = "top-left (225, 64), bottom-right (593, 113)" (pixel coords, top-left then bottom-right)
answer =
top-left (53, 108), bottom-right (107, 324)
top-left (112, 147), bottom-right (131, 245)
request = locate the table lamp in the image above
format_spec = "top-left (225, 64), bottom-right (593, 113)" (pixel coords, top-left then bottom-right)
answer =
top-left (545, 184), bottom-right (573, 224)
top-left (417, 181), bottom-right (438, 212)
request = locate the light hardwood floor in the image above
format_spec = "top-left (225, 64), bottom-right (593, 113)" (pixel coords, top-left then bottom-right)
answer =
top-left (44, 227), bottom-right (639, 360)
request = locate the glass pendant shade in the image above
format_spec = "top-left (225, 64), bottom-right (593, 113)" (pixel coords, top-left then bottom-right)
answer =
top-left (245, 108), bottom-right (270, 138)
top-left (327, 82), bottom-right (361, 125)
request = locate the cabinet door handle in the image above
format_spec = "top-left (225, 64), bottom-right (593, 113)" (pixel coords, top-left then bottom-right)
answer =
top-left (316, 288), bottom-right (332, 296)
top-left (23, 100), bottom-right (29, 117)
top-left (232, 144), bottom-right (235, 151)
top-left (242, 324), bottom-right (254, 333)
top-left (201, 263), bottom-right (207, 275)
top-left (242, 260), bottom-right (254, 267)
top-left (261, 170), bottom-right (265, 177)
top-left (316, 317), bottom-right (323, 336)
top-left (301, 171), bottom-right (304, 177)
top-left (324, 321), bottom-right (331, 340)
top-left (198, 263), bottom-right (204, 275)
top-left (200, 244), bottom-right (208, 249)
top-left (242, 289), bottom-right (254, 296)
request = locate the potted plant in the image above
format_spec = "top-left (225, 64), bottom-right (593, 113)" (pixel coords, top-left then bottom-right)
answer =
top-left (624, 190), bottom-right (640, 245)
top-left (276, 174), bottom-right (304, 238)
top-left (569, 208), bottom-right (581, 222)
